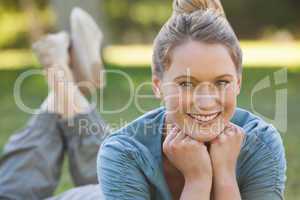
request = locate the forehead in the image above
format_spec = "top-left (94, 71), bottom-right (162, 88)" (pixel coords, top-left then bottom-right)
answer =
top-left (165, 40), bottom-right (236, 80)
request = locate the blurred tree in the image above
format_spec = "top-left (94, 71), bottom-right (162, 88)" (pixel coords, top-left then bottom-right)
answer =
top-left (0, 0), bottom-right (48, 10)
top-left (223, 0), bottom-right (300, 38)
top-left (50, 0), bottom-right (104, 31)
top-left (0, 0), bottom-right (299, 46)
top-left (102, 0), bottom-right (300, 42)
top-left (20, 0), bottom-right (44, 42)
top-left (103, 0), bottom-right (173, 43)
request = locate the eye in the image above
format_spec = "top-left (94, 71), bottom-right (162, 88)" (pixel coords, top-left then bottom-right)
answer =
top-left (215, 80), bottom-right (230, 87)
top-left (179, 81), bottom-right (194, 88)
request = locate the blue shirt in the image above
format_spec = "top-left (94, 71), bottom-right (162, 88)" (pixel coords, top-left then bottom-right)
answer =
top-left (97, 107), bottom-right (286, 200)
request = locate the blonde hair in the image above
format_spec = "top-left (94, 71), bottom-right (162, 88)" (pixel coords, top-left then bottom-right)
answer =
top-left (152, 0), bottom-right (242, 79)
top-left (173, 0), bottom-right (225, 15)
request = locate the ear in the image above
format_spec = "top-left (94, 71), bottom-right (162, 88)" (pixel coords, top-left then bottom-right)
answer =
top-left (236, 74), bottom-right (242, 95)
top-left (152, 75), bottom-right (162, 99)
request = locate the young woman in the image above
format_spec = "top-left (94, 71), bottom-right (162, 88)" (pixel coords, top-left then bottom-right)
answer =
top-left (97, 0), bottom-right (286, 200)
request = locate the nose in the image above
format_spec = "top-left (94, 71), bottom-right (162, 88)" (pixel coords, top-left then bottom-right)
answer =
top-left (193, 83), bottom-right (218, 111)
top-left (194, 94), bottom-right (218, 111)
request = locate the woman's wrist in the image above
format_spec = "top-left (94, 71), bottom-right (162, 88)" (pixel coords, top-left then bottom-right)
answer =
top-left (213, 168), bottom-right (236, 185)
top-left (181, 176), bottom-right (212, 200)
top-left (212, 173), bottom-right (241, 200)
top-left (214, 175), bottom-right (237, 189)
top-left (184, 174), bottom-right (212, 191)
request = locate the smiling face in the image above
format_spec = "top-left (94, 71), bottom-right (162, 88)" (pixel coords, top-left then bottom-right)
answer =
top-left (152, 40), bottom-right (241, 142)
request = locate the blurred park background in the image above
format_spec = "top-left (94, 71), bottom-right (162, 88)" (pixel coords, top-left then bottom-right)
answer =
top-left (0, 0), bottom-right (299, 199)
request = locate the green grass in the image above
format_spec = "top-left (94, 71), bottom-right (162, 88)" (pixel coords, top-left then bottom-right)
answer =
top-left (0, 65), bottom-right (299, 199)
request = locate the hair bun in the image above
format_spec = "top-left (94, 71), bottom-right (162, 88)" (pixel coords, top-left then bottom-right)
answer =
top-left (173, 0), bottom-right (225, 15)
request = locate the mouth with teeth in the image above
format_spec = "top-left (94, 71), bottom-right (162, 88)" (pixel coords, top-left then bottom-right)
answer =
top-left (187, 112), bottom-right (221, 124)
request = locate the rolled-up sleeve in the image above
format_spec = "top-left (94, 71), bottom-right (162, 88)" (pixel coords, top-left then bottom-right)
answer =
top-left (97, 135), bottom-right (151, 200)
top-left (239, 127), bottom-right (287, 200)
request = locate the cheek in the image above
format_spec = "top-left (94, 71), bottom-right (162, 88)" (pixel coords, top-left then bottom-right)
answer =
top-left (221, 86), bottom-right (238, 121)
top-left (179, 90), bottom-right (193, 110)
top-left (163, 86), bottom-right (194, 111)
top-left (163, 86), bottom-right (181, 110)
top-left (163, 87), bottom-right (192, 125)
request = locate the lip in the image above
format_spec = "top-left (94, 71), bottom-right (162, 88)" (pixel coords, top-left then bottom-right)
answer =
top-left (187, 111), bottom-right (221, 124)
top-left (188, 111), bottom-right (221, 116)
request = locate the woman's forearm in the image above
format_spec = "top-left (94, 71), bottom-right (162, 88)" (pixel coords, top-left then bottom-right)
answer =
top-left (180, 176), bottom-right (212, 200)
top-left (212, 174), bottom-right (241, 200)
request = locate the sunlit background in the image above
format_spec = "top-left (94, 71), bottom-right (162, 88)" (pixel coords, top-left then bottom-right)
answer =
top-left (0, 0), bottom-right (299, 199)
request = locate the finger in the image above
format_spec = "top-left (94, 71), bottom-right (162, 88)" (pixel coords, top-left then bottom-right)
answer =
top-left (224, 126), bottom-right (235, 137)
top-left (227, 122), bottom-right (241, 132)
top-left (232, 124), bottom-right (244, 135)
top-left (186, 129), bottom-right (218, 143)
top-left (164, 127), bottom-right (179, 145)
top-left (173, 130), bottom-right (186, 143)
top-left (231, 124), bottom-right (246, 141)
top-left (220, 123), bottom-right (232, 133)
top-left (225, 123), bottom-right (244, 138)
top-left (182, 135), bottom-right (192, 143)
top-left (217, 133), bottom-right (227, 143)
top-left (182, 135), bottom-right (202, 146)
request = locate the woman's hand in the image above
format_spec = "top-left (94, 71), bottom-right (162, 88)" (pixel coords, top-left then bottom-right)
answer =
top-left (210, 123), bottom-right (244, 177)
top-left (163, 126), bottom-right (212, 181)
top-left (209, 123), bottom-right (245, 200)
top-left (163, 126), bottom-right (212, 199)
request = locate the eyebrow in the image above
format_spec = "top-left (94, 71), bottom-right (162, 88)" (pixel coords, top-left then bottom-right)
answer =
top-left (174, 74), bottom-right (234, 81)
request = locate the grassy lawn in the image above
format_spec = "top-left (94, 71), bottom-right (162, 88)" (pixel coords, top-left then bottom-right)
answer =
top-left (0, 65), bottom-right (299, 199)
